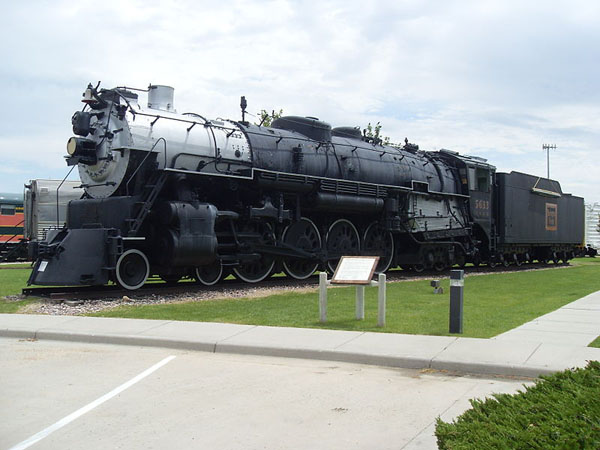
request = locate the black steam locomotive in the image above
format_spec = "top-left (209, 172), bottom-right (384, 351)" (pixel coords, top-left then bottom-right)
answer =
top-left (28, 83), bottom-right (585, 290)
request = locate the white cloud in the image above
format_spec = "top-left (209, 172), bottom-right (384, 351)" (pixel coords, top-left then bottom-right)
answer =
top-left (1, 0), bottom-right (599, 201)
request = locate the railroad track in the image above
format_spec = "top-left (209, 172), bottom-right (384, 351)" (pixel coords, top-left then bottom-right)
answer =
top-left (22, 262), bottom-right (570, 301)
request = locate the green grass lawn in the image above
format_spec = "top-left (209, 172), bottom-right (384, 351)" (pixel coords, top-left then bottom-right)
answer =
top-left (590, 336), bottom-right (600, 348)
top-left (3, 258), bottom-right (600, 339)
top-left (0, 267), bottom-right (32, 298)
top-left (91, 259), bottom-right (600, 338)
top-left (0, 298), bottom-right (34, 313)
top-left (0, 267), bottom-right (36, 313)
top-left (0, 263), bottom-right (32, 269)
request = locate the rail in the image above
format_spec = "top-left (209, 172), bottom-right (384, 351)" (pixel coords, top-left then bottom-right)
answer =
top-left (21, 262), bottom-right (569, 300)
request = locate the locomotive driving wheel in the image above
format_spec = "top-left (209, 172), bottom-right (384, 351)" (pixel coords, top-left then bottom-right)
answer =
top-left (453, 250), bottom-right (466, 268)
top-left (194, 260), bottom-right (223, 286)
top-left (362, 222), bottom-right (394, 273)
top-left (433, 261), bottom-right (446, 272)
top-left (232, 222), bottom-right (276, 283)
top-left (433, 248), bottom-right (447, 272)
top-left (326, 219), bottom-right (361, 273)
top-left (282, 218), bottom-right (322, 280)
top-left (115, 249), bottom-right (150, 291)
top-left (412, 264), bottom-right (425, 273)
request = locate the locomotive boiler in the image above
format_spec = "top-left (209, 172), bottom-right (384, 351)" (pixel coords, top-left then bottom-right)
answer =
top-left (28, 83), bottom-right (584, 290)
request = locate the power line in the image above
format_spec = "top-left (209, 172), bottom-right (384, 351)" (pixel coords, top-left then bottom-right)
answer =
top-left (542, 144), bottom-right (557, 179)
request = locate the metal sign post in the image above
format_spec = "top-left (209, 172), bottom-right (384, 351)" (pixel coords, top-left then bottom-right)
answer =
top-left (542, 143), bottom-right (557, 179)
top-left (356, 285), bottom-right (365, 320)
top-left (319, 272), bottom-right (328, 322)
top-left (377, 273), bottom-right (386, 327)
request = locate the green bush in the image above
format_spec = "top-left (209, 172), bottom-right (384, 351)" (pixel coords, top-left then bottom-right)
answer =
top-left (435, 361), bottom-right (600, 449)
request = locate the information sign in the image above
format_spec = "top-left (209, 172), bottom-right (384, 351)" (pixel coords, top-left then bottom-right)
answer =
top-left (330, 256), bottom-right (379, 285)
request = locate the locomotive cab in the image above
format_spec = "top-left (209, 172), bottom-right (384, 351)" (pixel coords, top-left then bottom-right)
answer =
top-left (465, 161), bottom-right (496, 259)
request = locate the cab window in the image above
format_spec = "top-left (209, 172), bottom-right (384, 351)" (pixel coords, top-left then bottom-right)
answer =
top-left (476, 168), bottom-right (489, 192)
top-left (1, 204), bottom-right (15, 215)
top-left (467, 167), bottom-right (490, 192)
top-left (467, 168), bottom-right (476, 191)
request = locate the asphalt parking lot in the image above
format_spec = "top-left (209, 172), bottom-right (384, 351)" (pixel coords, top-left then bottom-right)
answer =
top-left (1, 337), bottom-right (530, 450)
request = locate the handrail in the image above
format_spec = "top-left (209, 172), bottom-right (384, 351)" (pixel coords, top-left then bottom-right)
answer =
top-left (56, 165), bottom-right (76, 227)
top-left (125, 138), bottom-right (166, 195)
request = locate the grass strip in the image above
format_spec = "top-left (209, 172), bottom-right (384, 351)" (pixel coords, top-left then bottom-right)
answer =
top-left (0, 267), bottom-right (37, 313)
top-left (435, 360), bottom-right (600, 449)
top-left (0, 263), bottom-right (32, 269)
top-left (0, 268), bottom-right (32, 298)
top-left (91, 261), bottom-right (600, 338)
top-left (0, 298), bottom-right (35, 313)
top-left (2, 259), bottom-right (599, 338)
top-left (590, 336), bottom-right (600, 348)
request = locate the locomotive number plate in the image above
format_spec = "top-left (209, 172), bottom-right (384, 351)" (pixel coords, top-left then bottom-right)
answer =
top-left (546, 203), bottom-right (558, 231)
top-left (473, 199), bottom-right (490, 218)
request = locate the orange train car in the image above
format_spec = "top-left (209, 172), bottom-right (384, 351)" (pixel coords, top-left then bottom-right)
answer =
top-left (0, 193), bottom-right (25, 261)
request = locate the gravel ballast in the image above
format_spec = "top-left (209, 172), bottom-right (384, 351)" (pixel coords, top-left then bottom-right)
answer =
top-left (10, 264), bottom-right (570, 316)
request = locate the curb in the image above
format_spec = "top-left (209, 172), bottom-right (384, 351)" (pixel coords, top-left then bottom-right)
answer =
top-left (0, 327), bottom-right (559, 378)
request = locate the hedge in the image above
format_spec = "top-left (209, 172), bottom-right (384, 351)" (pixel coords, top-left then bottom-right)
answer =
top-left (435, 361), bottom-right (600, 449)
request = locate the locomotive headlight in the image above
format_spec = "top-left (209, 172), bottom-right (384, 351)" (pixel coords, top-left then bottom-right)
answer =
top-left (67, 137), bottom-right (96, 156)
top-left (67, 137), bottom-right (78, 155)
top-left (66, 137), bottom-right (98, 165)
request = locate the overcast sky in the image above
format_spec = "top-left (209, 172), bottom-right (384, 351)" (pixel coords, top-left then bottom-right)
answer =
top-left (1, 0), bottom-right (598, 202)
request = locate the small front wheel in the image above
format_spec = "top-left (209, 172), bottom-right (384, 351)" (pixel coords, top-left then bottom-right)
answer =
top-left (116, 249), bottom-right (150, 290)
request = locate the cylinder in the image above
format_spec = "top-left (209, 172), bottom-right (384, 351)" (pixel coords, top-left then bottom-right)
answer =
top-left (148, 85), bottom-right (175, 112)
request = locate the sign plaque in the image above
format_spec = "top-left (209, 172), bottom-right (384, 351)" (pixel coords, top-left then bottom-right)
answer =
top-left (331, 256), bottom-right (380, 285)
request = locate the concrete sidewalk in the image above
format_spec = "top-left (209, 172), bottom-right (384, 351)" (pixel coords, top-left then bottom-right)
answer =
top-left (495, 290), bottom-right (600, 346)
top-left (1, 291), bottom-right (599, 378)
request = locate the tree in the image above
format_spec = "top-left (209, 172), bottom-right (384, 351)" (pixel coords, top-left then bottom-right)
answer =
top-left (255, 112), bottom-right (405, 149)
top-left (363, 122), bottom-right (394, 146)
top-left (256, 109), bottom-right (283, 127)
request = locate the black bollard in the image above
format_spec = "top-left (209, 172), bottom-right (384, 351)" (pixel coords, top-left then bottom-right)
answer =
top-left (449, 270), bottom-right (464, 333)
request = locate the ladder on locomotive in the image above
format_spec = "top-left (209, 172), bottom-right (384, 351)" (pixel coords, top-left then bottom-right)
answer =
top-left (126, 171), bottom-right (168, 237)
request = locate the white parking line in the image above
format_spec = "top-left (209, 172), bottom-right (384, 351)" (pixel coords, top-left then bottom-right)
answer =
top-left (9, 355), bottom-right (176, 450)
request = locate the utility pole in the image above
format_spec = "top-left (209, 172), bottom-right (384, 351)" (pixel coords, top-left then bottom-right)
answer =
top-left (542, 144), bottom-right (556, 179)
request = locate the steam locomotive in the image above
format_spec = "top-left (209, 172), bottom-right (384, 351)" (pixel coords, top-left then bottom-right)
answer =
top-left (28, 83), bottom-right (585, 290)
